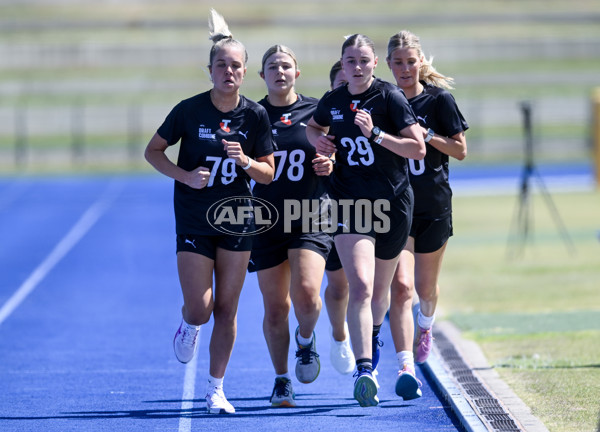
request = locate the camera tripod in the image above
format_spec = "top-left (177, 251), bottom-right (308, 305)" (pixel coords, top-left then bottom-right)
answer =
top-left (507, 101), bottom-right (576, 259)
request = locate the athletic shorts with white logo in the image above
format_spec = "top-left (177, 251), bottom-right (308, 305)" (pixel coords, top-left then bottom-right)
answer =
top-left (176, 234), bottom-right (252, 260)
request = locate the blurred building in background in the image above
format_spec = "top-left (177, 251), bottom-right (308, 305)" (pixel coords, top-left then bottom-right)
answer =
top-left (0, 0), bottom-right (598, 172)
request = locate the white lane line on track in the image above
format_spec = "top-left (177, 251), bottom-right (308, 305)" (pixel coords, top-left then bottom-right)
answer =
top-left (0, 181), bottom-right (121, 326)
top-left (178, 335), bottom-right (200, 432)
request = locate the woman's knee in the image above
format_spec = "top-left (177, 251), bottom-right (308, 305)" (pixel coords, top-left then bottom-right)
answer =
top-left (183, 303), bottom-right (213, 326)
top-left (348, 284), bottom-right (372, 304)
top-left (391, 274), bottom-right (414, 305)
top-left (292, 286), bottom-right (321, 316)
top-left (325, 281), bottom-right (349, 301)
top-left (263, 299), bottom-right (291, 326)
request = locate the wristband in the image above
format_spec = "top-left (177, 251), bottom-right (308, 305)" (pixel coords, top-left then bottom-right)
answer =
top-left (241, 157), bottom-right (252, 170)
top-left (424, 128), bottom-right (435, 143)
top-left (374, 131), bottom-right (385, 145)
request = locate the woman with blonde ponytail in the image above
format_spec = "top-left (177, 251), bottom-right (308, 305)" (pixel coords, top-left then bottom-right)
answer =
top-left (378, 29), bottom-right (468, 401)
top-left (144, 8), bottom-right (274, 415)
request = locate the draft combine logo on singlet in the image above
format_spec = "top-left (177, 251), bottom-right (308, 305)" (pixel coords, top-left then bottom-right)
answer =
top-left (280, 113), bottom-right (292, 126)
top-left (220, 119), bottom-right (231, 132)
top-left (206, 196), bottom-right (279, 236)
top-left (350, 100), bottom-right (361, 112)
top-left (198, 125), bottom-right (216, 140)
top-left (330, 108), bottom-right (343, 122)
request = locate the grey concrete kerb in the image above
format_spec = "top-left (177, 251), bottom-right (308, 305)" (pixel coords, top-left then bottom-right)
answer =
top-left (433, 321), bottom-right (550, 432)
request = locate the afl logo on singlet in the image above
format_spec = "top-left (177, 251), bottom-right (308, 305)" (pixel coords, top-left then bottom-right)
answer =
top-left (206, 196), bottom-right (279, 236)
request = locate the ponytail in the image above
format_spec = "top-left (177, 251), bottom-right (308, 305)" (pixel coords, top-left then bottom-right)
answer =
top-left (207, 9), bottom-right (247, 68)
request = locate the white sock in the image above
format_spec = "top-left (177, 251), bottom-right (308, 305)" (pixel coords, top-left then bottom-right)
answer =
top-left (397, 350), bottom-right (414, 369)
top-left (296, 332), bottom-right (313, 346)
top-left (208, 375), bottom-right (224, 389)
top-left (417, 310), bottom-right (435, 330)
top-left (276, 372), bottom-right (292, 380)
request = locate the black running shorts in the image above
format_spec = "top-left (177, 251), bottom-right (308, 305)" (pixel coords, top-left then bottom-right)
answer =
top-left (410, 215), bottom-right (453, 254)
top-left (176, 233), bottom-right (252, 260)
top-left (249, 228), bottom-right (332, 272)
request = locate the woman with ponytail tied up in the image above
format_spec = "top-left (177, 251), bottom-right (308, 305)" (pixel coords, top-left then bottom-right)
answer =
top-left (144, 9), bottom-right (274, 415)
top-left (381, 29), bottom-right (468, 402)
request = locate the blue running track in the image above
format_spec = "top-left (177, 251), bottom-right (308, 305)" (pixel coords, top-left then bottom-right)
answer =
top-left (2, 172), bottom-right (536, 432)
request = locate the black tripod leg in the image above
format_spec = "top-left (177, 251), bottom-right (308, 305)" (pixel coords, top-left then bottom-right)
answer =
top-left (507, 166), bottom-right (532, 259)
top-left (533, 170), bottom-right (577, 255)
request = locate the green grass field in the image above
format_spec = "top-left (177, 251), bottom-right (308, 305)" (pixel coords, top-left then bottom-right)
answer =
top-left (441, 190), bottom-right (600, 432)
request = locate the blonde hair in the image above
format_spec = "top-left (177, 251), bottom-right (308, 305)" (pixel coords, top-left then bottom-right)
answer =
top-left (387, 30), bottom-right (454, 90)
top-left (260, 44), bottom-right (298, 74)
top-left (207, 9), bottom-right (248, 68)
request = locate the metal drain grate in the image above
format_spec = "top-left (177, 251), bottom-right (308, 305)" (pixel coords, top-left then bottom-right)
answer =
top-left (434, 330), bottom-right (524, 431)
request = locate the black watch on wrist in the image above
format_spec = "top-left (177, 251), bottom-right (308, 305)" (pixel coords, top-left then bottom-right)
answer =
top-left (369, 126), bottom-right (381, 142)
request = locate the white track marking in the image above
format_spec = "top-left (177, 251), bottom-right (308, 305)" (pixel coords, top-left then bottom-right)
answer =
top-left (0, 181), bottom-right (120, 325)
top-left (178, 339), bottom-right (200, 432)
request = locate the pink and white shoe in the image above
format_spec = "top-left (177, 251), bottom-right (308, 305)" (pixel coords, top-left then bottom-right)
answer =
top-left (395, 364), bottom-right (422, 400)
top-left (173, 320), bottom-right (200, 364)
top-left (414, 326), bottom-right (433, 364)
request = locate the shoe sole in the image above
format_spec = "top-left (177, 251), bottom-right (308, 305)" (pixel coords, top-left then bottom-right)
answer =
top-left (354, 376), bottom-right (379, 407)
top-left (395, 374), bottom-right (422, 401)
top-left (207, 407), bottom-right (235, 414)
top-left (271, 400), bottom-right (296, 408)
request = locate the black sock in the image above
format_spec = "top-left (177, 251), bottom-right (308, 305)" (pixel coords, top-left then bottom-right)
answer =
top-left (372, 324), bottom-right (382, 338)
top-left (356, 358), bottom-right (373, 372)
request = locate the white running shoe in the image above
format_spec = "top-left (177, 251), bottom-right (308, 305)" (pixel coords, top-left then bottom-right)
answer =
top-left (372, 368), bottom-right (380, 389)
top-left (329, 323), bottom-right (355, 375)
top-left (206, 386), bottom-right (235, 414)
top-left (173, 320), bottom-right (200, 364)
